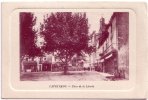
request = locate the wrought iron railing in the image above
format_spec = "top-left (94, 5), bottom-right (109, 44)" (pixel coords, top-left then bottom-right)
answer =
top-left (100, 43), bottom-right (117, 56)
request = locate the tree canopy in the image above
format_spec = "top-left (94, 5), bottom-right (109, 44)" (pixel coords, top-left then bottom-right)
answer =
top-left (41, 12), bottom-right (94, 58)
top-left (40, 12), bottom-right (95, 74)
top-left (20, 12), bottom-right (42, 58)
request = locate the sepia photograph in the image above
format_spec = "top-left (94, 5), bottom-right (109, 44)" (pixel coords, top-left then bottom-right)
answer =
top-left (20, 11), bottom-right (129, 81)
top-left (2, 2), bottom-right (147, 99)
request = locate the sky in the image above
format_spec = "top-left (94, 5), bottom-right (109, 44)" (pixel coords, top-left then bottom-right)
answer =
top-left (86, 12), bottom-right (113, 33)
top-left (33, 12), bottom-right (113, 47)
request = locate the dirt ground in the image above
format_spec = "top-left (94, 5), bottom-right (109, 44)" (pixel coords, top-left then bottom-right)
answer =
top-left (20, 71), bottom-right (112, 81)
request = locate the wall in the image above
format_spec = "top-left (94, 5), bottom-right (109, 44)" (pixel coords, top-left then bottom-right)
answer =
top-left (116, 13), bottom-right (129, 79)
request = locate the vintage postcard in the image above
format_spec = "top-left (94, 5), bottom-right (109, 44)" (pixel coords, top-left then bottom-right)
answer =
top-left (2, 2), bottom-right (148, 99)
top-left (20, 11), bottom-right (129, 81)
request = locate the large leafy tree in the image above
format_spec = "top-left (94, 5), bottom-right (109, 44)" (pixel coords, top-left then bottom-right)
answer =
top-left (20, 12), bottom-right (42, 60)
top-left (40, 12), bottom-right (95, 74)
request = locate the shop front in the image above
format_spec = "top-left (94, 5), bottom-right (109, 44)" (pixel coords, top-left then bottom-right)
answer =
top-left (100, 50), bottom-right (118, 75)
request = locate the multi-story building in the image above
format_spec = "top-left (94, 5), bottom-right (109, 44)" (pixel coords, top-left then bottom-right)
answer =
top-left (87, 31), bottom-right (100, 71)
top-left (98, 12), bottom-right (129, 79)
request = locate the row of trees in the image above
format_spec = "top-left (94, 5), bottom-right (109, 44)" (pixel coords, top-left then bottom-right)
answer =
top-left (20, 12), bottom-right (95, 74)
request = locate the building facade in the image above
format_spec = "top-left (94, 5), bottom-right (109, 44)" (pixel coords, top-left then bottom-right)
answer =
top-left (21, 54), bottom-right (54, 72)
top-left (98, 12), bottom-right (129, 79)
top-left (21, 54), bottom-right (85, 72)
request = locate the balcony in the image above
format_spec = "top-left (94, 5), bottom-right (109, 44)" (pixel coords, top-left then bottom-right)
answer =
top-left (98, 31), bottom-right (109, 47)
top-left (99, 43), bottom-right (117, 59)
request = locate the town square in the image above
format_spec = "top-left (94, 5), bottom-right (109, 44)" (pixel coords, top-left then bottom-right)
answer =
top-left (20, 12), bottom-right (129, 81)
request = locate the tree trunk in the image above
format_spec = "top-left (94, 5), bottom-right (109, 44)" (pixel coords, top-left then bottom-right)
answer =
top-left (63, 65), bottom-right (68, 75)
top-left (20, 56), bottom-right (25, 73)
top-left (63, 56), bottom-right (69, 75)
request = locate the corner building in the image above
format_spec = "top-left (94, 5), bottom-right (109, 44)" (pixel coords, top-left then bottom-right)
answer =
top-left (98, 12), bottom-right (129, 79)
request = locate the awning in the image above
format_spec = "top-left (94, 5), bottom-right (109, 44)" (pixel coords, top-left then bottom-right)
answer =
top-left (100, 49), bottom-right (117, 60)
top-left (100, 59), bottom-right (104, 62)
top-left (105, 54), bottom-right (113, 60)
